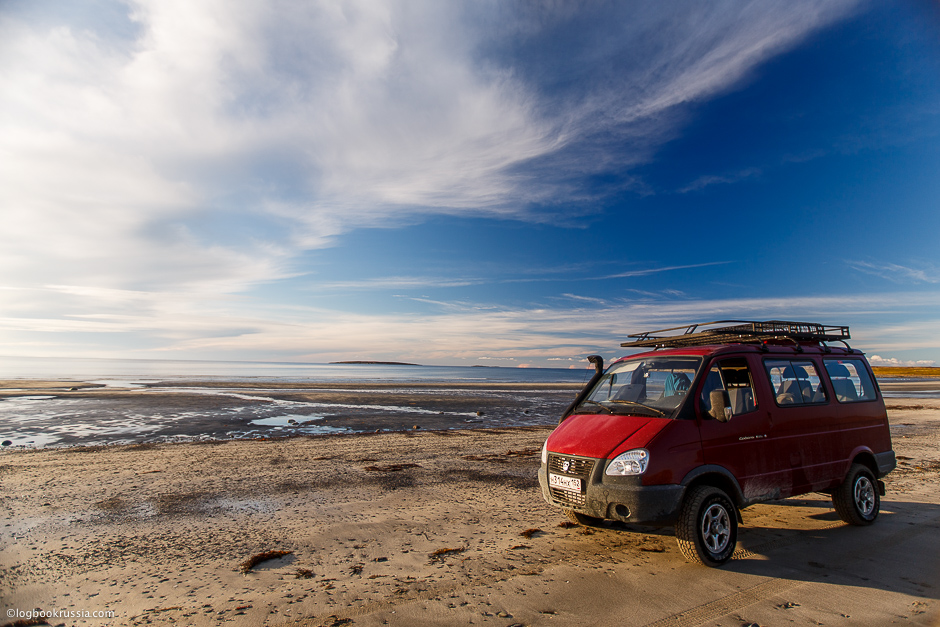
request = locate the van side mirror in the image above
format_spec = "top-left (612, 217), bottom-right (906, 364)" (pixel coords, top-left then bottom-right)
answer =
top-left (709, 390), bottom-right (732, 422)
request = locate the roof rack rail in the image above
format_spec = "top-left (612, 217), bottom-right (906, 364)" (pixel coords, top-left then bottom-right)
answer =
top-left (621, 320), bottom-right (851, 349)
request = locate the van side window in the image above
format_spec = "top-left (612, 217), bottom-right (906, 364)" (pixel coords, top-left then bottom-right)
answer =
top-left (824, 359), bottom-right (877, 402)
top-left (764, 359), bottom-right (828, 406)
top-left (700, 357), bottom-right (757, 417)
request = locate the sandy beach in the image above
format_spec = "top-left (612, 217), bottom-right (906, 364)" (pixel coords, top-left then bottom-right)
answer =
top-left (2, 392), bottom-right (939, 626)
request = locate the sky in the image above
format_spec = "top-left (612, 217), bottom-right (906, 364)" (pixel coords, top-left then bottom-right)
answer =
top-left (2, 0), bottom-right (940, 369)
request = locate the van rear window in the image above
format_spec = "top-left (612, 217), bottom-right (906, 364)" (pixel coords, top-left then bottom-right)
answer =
top-left (824, 359), bottom-right (877, 402)
top-left (764, 359), bottom-right (828, 406)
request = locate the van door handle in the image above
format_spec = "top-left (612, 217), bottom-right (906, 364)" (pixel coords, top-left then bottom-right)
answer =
top-left (766, 410), bottom-right (773, 426)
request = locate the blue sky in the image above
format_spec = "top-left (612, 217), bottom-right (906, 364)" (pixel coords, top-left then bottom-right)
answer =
top-left (1, 0), bottom-right (939, 368)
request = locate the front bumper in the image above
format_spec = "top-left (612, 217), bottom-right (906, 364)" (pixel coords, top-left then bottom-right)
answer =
top-left (538, 463), bottom-right (684, 525)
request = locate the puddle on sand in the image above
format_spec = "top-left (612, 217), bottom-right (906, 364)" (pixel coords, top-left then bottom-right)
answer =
top-left (2, 432), bottom-right (63, 448)
top-left (88, 380), bottom-right (157, 389)
top-left (247, 414), bottom-right (348, 435)
top-left (251, 414), bottom-right (325, 427)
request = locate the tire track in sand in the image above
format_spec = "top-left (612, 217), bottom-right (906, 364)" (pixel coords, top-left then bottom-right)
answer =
top-left (643, 514), bottom-right (940, 627)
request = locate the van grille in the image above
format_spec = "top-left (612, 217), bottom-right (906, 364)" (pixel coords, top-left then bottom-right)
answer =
top-left (547, 454), bottom-right (595, 508)
top-left (550, 487), bottom-right (586, 507)
top-left (548, 455), bottom-right (595, 478)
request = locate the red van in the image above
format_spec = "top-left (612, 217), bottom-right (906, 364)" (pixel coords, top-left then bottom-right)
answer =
top-left (538, 321), bottom-right (896, 566)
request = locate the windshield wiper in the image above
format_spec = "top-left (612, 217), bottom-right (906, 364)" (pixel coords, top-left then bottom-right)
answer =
top-left (578, 399), bottom-right (613, 414)
top-left (606, 399), bottom-right (667, 417)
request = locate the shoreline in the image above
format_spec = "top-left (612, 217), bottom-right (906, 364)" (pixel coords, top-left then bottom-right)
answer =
top-left (0, 379), bottom-right (583, 450)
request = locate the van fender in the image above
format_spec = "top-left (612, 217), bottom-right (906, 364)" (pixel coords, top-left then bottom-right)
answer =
top-left (844, 445), bottom-right (882, 478)
top-left (679, 465), bottom-right (746, 512)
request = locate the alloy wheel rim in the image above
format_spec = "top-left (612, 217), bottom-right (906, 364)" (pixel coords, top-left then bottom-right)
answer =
top-left (701, 503), bottom-right (731, 553)
top-left (854, 475), bottom-right (875, 516)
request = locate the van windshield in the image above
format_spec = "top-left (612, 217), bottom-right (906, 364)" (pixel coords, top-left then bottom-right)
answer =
top-left (577, 356), bottom-right (703, 417)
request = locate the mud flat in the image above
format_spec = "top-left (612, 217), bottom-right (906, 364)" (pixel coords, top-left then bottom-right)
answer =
top-left (0, 380), bottom-right (582, 448)
top-left (1, 400), bottom-right (939, 626)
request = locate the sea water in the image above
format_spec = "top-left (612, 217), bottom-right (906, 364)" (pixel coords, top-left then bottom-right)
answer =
top-left (0, 355), bottom-right (593, 384)
top-left (0, 356), bottom-right (595, 448)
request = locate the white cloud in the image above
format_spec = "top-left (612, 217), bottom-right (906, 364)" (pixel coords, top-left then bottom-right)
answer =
top-left (1, 0), bottom-right (862, 296)
top-left (3, 287), bottom-right (939, 366)
top-left (868, 355), bottom-right (937, 368)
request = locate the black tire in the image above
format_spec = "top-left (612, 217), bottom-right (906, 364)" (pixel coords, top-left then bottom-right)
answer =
top-left (832, 463), bottom-right (879, 525)
top-left (675, 486), bottom-right (738, 567)
top-left (564, 509), bottom-right (604, 526)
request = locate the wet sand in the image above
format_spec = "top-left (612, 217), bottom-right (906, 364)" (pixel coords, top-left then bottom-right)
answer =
top-left (0, 380), bottom-right (582, 448)
top-left (1, 396), bottom-right (939, 626)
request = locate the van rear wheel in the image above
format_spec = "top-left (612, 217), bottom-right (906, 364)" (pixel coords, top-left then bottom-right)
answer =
top-left (564, 509), bottom-right (603, 526)
top-left (676, 486), bottom-right (738, 567)
top-left (832, 463), bottom-right (879, 525)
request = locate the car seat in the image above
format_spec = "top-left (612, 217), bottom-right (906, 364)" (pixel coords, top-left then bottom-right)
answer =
top-left (728, 387), bottom-right (755, 414)
top-left (827, 363), bottom-right (859, 402)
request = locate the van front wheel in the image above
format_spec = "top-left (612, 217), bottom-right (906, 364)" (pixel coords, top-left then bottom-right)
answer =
top-left (832, 463), bottom-right (879, 526)
top-left (676, 486), bottom-right (738, 567)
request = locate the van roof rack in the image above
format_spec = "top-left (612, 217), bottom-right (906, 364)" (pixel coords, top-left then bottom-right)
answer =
top-left (622, 320), bottom-right (851, 349)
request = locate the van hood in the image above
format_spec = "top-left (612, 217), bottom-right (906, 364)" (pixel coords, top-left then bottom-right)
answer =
top-left (547, 414), bottom-right (670, 460)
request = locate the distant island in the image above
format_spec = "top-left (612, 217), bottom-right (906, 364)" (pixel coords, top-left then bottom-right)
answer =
top-left (872, 366), bottom-right (940, 378)
top-left (330, 361), bottom-right (422, 366)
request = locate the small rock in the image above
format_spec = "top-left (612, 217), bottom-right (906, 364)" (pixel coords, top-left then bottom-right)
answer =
top-left (412, 425), bottom-right (420, 430)
top-left (476, 411), bottom-right (485, 416)
top-left (1, 440), bottom-right (11, 447)
top-left (496, 611), bottom-right (512, 618)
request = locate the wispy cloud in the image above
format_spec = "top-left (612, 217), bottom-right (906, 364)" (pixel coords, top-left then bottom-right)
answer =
top-left (4, 287), bottom-right (938, 365)
top-left (1, 0), bottom-right (862, 296)
top-left (847, 261), bottom-right (940, 284)
top-left (314, 264), bottom-right (729, 292)
top-left (556, 294), bottom-right (609, 306)
top-left (318, 276), bottom-right (484, 290)
top-left (600, 261), bottom-right (733, 279)
top-left (678, 168), bottom-right (762, 193)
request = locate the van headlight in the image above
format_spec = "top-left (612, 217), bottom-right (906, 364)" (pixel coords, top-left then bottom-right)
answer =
top-left (541, 440), bottom-right (548, 465)
top-left (605, 449), bottom-right (649, 475)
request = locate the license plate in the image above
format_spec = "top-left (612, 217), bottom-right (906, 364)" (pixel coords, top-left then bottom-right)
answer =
top-left (549, 473), bottom-right (582, 492)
